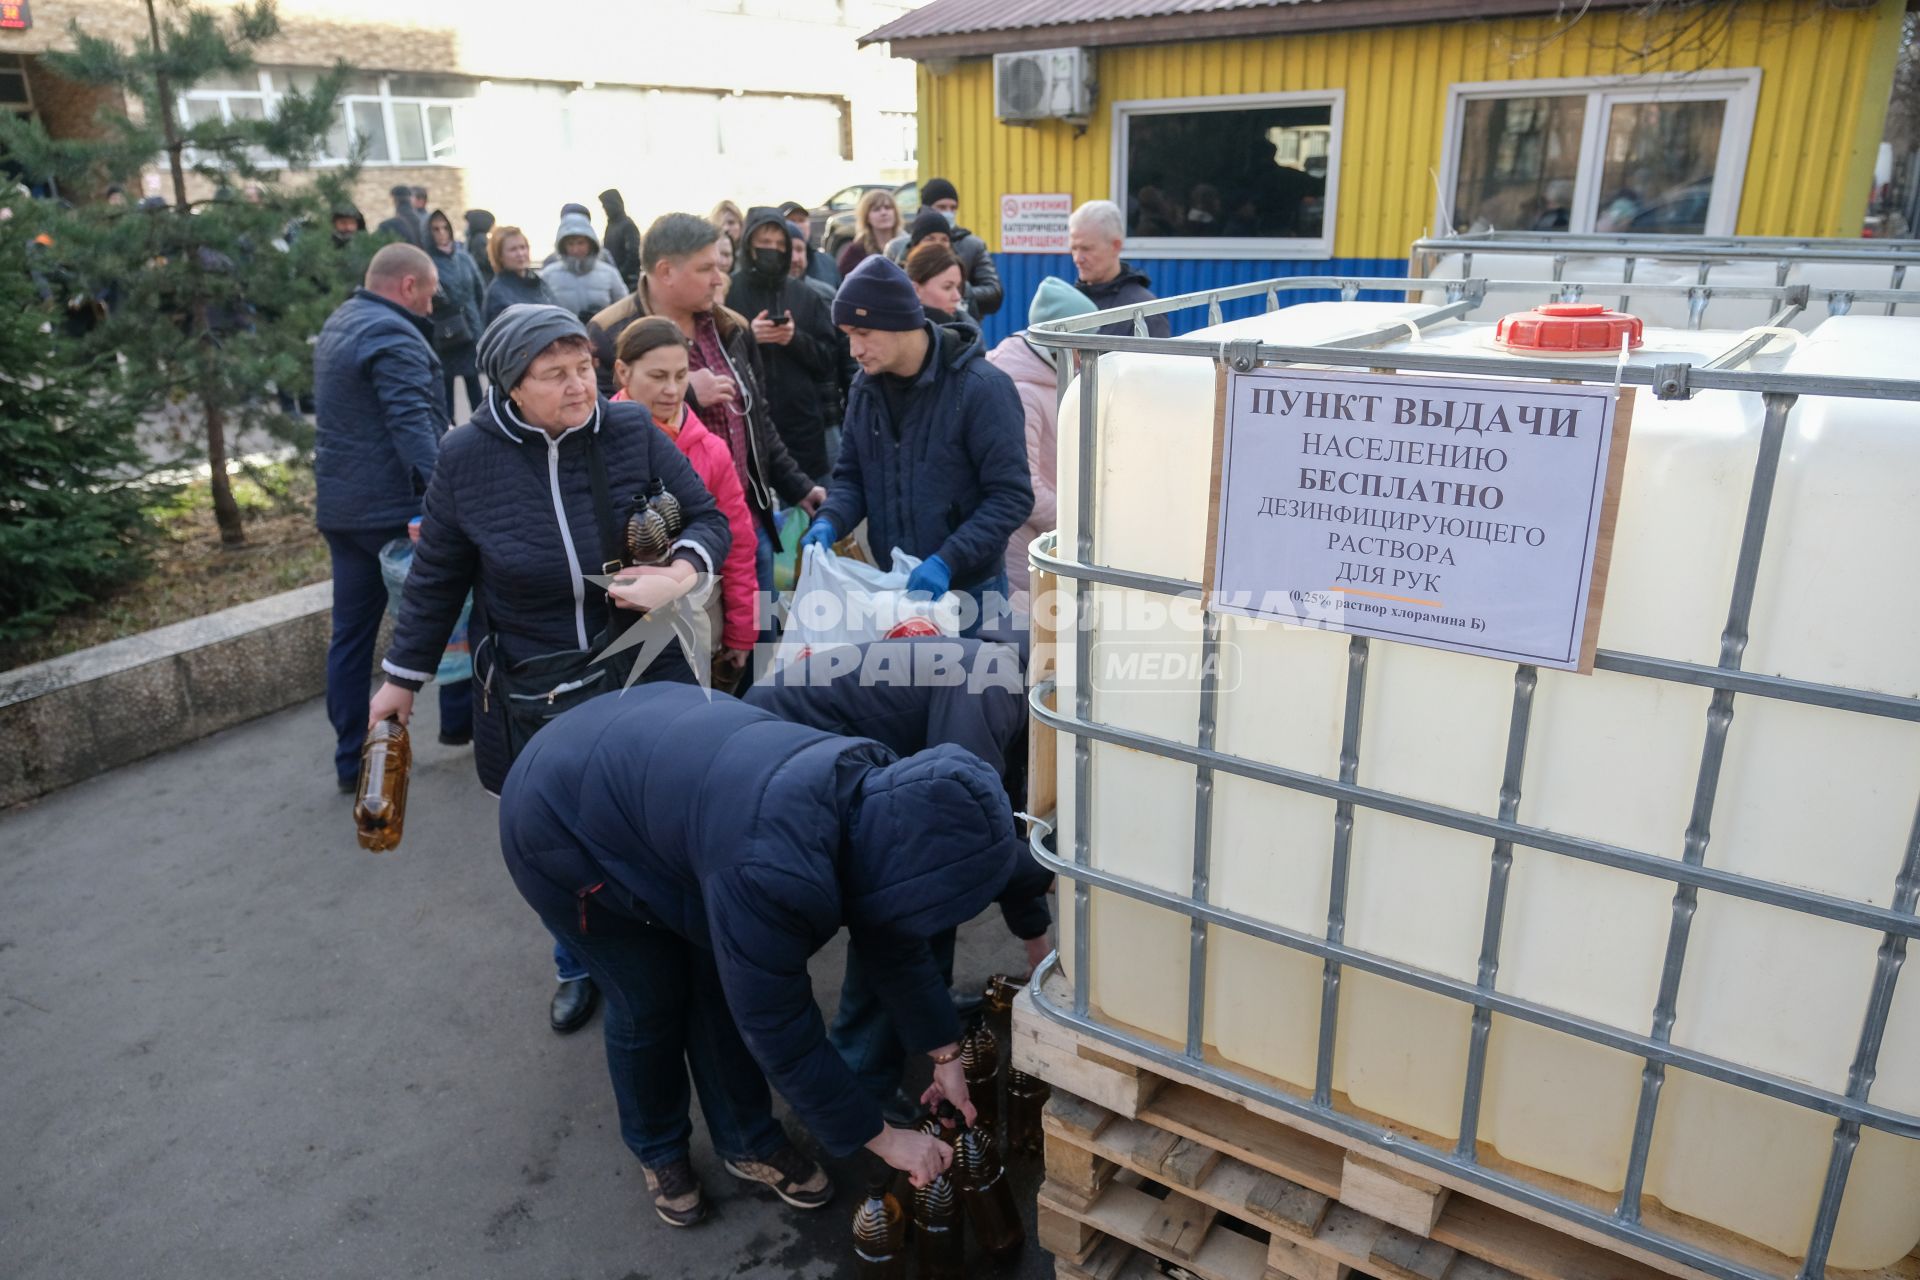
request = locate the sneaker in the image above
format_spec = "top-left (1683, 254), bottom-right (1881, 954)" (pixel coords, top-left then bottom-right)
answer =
top-left (643, 1159), bottom-right (707, 1227)
top-left (725, 1142), bottom-right (834, 1210)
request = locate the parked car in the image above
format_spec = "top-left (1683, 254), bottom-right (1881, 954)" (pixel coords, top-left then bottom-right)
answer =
top-left (811, 181), bottom-right (920, 254)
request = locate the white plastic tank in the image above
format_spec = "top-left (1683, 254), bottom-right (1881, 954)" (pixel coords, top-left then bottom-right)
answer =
top-left (1050, 301), bottom-right (1920, 1268)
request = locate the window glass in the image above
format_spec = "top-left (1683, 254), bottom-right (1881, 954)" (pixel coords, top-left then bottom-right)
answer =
top-left (184, 97), bottom-right (223, 126)
top-left (324, 104), bottom-right (351, 161)
top-left (227, 95), bottom-right (265, 122)
top-left (1124, 103), bottom-right (1332, 239)
top-left (1594, 100), bottom-right (1725, 234)
top-left (0, 67), bottom-right (29, 107)
top-left (426, 104), bottom-right (456, 160)
top-left (350, 100), bottom-right (389, 162)
top-left (391, 101), bottom-right (428, 163)
top-left (1450, 95), bottom-right (1584, 233)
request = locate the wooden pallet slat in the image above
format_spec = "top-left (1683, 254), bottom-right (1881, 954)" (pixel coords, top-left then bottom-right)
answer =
top-left (1343, 1151), bottom-right (1451, 1237)
top-left (1144, 1190), bottom-right (1220, 1263)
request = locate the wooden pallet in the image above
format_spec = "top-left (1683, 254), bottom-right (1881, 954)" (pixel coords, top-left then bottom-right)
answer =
top-left (1038, 1086), bottom-right (1521, 1280)
top-left (1013, 978), bottom-right (1920, 1280)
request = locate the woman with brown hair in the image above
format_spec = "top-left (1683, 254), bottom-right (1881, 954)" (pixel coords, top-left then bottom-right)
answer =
top-left (905, 241), bottom-right (965, 324)
top-left (836, 188), bottom-right (900, 277)
top-left (481, 223), bottom-right (559, 326)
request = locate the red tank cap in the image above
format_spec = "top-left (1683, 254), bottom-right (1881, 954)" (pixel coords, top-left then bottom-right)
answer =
top-left (1494, 302), bottom-right (1643, 355)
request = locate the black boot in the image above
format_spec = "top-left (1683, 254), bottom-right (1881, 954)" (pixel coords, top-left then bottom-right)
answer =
top-left (550, 977), bottom-right (598, 1034)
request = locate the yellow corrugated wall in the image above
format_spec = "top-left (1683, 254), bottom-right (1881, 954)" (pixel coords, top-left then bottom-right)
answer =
top-left (914, 0), bottom-right (1903, 256)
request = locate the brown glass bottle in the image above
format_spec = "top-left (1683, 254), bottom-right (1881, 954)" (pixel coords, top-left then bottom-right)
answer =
top-left (911, 1170), bottom-right (967, 1280)
top-left (354, 718), bottom-right (411, 852)
top-left (981, 973), bottom-right (1024, 1047)
top-left (851, 1170), bottom-right (907, 1278)
top-left (960, 1020), bottom-right (1001, 1135)
top-left (1006, 1067), bottom-right (1052, 1158)
top-left (952, 1115), bottom-right (1026, 1261)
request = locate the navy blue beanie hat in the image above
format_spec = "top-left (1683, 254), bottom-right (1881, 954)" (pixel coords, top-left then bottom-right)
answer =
top-left (832, 256), bottom-right (926, 332)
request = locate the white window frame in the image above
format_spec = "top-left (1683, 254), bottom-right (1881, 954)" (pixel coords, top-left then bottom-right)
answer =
top-left (1435, 69), bottom-right (1761, 238)
top-left (177, 70), bottom-right (467, 168)
top-left (1110, 89), bottom-right (1344, 260)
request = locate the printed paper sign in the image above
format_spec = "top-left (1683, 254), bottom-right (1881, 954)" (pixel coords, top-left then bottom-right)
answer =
top-left (1206, 367), bottom-right (1632, 672)
top-left (1000, 193), bottom-right (1071, 253)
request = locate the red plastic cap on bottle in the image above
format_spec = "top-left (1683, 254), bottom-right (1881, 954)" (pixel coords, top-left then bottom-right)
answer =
top-left (1493, 302), bottom-right (1643, 355)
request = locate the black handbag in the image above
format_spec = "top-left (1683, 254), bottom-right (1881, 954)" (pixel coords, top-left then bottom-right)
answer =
top-left (432, 294), bottom-right (475, 349)
top-left (485, 431), bottom-right (639, 761)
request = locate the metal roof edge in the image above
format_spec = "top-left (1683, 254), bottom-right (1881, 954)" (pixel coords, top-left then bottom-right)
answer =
top-left (860, 0), bottom-right (1642, 57)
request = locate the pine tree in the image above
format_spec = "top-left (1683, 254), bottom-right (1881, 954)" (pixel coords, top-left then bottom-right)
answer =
top-left (0, 0), bottom-right (362, 546)
top-left (0, 205), bottom-right (157, 645)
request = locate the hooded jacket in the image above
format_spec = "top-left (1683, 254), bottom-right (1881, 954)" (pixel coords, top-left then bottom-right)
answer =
top-left (600, 189), bottom-right (641, 291)
top-left (886, 221), bottom-right (1003, 318)
top-left (498, 683), bottom-right (1022, 1155)
top-left (425, 209), bottom-right (485, 374)
top-left (465, 209), bottom-right (496, 286)
top-left (814, 319), bottom-right (1032, 591)
top-left (1080, 263), bottom-right (1170, 339)
top-left (588, 280), bottom-right (817, 538)
top-left (312, 289), bottom-right (447, 532)
top-left (725, 207), bottom-right (841, 482)
top-left (382, 394), bottom-right (732, 793)
top-left (983, 333), bottom-right (1059, 595)
top-left (376, 188), bottom-right (425, 249)
top-left (744, 636), bottom-right (1053, 940)
top-left (539, 212), bottom-right (627, 323)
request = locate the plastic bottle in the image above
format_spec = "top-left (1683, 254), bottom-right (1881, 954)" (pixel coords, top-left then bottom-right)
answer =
top-left (1006, 1068), bottom-right (1051, 1159)
top-left (850, 1169), bottom-right (907, 1278)
top-left (354, 718), bottom-right (411, 852)
top-left (952, 1114), bottom-right (1025, 1261)
top-left (932, 1100), bottom-right (963, 1150)
top-left (960, 1019), bottom-right (1001, 1135)
top-left (981, 973), bottom-right (1024, 1048)
top-left (646, 476), bottom-right (683, 538)
top-left (911, 1170), bottom-right (967, 1279)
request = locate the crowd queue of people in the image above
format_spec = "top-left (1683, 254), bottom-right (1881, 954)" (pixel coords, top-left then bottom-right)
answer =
top-left (310, 180), bottom-right (1166, 1225)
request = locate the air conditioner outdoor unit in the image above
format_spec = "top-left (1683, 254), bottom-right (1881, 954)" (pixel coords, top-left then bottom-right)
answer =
top-left (993, 47), bottom-right (1094, 123)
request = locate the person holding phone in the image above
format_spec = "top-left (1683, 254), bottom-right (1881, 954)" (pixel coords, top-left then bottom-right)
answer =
top-left (725, 207), bottom-right (840, 485)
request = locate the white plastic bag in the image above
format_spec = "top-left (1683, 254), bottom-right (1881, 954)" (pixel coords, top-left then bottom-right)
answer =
top-left (772, 544), bottom-right (962, 672)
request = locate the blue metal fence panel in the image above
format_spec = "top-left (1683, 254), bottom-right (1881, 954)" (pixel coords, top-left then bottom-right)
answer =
top-left (979, 254), bottom-right (1411, 345)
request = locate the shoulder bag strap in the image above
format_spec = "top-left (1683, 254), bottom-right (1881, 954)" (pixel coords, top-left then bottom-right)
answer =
top-left (584, 428), bottom-right (630, 637)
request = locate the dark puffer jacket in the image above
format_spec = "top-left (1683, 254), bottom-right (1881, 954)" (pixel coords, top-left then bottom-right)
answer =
top-left (815, 319), bottom-right (1032, 589)
top-left (498, 683), bottom-right (1022, 1155)
top-left (600, 188), bottom-right (641, 290)
top-left (311, 289), bottom-right (447, 532)
top-left (465, 209), bottom-right (496, 286)
top-left (483, 269), bottom-right (559, 328)
top-left (726, 207), bottom-right (840, 482)
top-left (426, 210), bottom-right (485, 377)
top-left (1081, 263), bottom-right (1170, 339)
top-left (745, 637), bottom-right (1053, 940)
top-left (382, 394), bottom-right (731, 793)
top-left (588, 280), bottom-right (817, 539)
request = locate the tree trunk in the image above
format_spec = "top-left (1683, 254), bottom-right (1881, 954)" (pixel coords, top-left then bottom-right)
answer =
top-left (203, 390), bottom-right (245, 546)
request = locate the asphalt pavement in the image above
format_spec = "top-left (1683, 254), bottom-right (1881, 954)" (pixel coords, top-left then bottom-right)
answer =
top-left (0, 695), bottom-right (1054, 1280)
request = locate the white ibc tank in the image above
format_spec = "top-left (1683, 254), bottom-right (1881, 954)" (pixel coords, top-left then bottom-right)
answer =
top-left (1051, 302), bottom-right (1920, 1268)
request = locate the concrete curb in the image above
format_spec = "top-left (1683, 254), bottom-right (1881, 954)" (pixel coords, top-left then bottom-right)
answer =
top-left (0, 581), bottom-right (334, 808)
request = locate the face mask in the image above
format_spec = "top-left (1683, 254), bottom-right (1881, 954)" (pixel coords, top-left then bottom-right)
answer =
top-left (940, 209), bottom-right (956, 228)
top-left (750, 246), bottom-right (788, 279)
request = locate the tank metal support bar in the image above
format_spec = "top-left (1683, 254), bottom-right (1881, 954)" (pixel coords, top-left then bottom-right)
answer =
top-left (1025, 540), bottom-right (1920, 726)
top-left (1798, 797), bottom-right (1920, 1277)
top-left (1409, 233), bottom-right (1920, 264)
top-left (1619, 391), bottom-right (1795, 1221)
top-left (1313, 636), bottom-right (1369, 1107)
top-left (1069, 352), bottom-right (1100, 1018)
top-left (1028, 945), bottom-right (1791, 1280)
top-left (1456, 663), bottom-right (1537, 1156)
top-left (1019, 796), bottom-right (1920, 1144)
top-left (1184, 610), bottom-right (1223, 1060)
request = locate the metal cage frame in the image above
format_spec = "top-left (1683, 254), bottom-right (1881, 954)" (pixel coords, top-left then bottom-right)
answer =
top-left (1021, 271), bottom-right (1920, 1280)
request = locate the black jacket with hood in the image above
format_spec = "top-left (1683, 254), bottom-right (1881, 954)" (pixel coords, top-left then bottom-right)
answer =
top-left (725, 207), bottom-right (841, 482)
top-left (1081, 263), bottom-right (1171, 339)
top-left (498, 683), bottom-right (1023, 1156)
top-left (376, 188), bottom-right (425, 248)
top-left (600, 189), bottom-right (641, 291)
top-left (587, 280), bottom-right (817, 538)
top-left (465, 209), bottom-right (496, 286)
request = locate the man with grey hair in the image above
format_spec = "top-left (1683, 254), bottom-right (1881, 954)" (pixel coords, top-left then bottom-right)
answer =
top-left (313, 241), bottom-right (469, 790)
top-left (1069, 198), bottom-right (1169, 339)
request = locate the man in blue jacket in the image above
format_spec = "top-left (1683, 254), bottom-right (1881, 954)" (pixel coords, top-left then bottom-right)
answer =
top-left (802, 256), bottom-right (1032, 637)
top-left (745, 637), bottom-right (1054, 1120)
top-left (498, 684), bottom-right (1021, 1224)
top-left (313, 243), bottom-right (468, 791)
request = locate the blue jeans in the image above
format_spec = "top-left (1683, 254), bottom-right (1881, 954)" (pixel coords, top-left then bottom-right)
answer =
top-left (830, 927), bottom-right (958, 1104)
top-left (323, 527), bottom-right (472, 785)
top-left (543, 893), bottom-right (787, 1169)
top-left (551, 934), bottom-right (588, 984)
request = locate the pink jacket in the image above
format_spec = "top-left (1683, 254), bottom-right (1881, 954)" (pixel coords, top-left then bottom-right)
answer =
top-left (985, 333), bottom-right (1058, 595)
top-left (613, 394), bottom-right (759, 650)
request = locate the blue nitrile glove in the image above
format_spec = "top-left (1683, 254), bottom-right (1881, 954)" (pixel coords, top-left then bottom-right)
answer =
top-left (905, 554), bottom-right (952, 598)
top-left (801, 517), bottom-right (838, 551)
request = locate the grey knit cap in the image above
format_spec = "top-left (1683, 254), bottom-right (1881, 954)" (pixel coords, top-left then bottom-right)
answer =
top-left (477, 304), bottom-right (589, 391)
